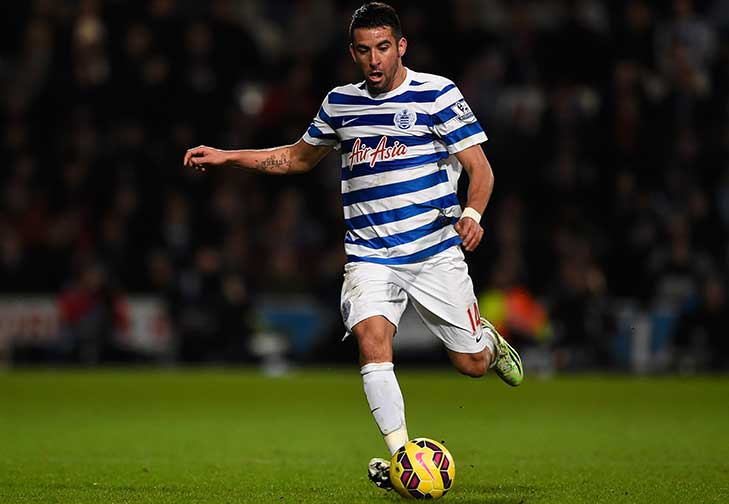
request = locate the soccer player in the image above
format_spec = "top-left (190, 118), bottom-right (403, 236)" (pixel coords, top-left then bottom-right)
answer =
top-left (183, 1), bottom-right (523, 491)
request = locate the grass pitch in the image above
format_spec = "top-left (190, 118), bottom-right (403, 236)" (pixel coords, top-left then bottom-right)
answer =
top-left (1, 368), bottom-right (728, 503)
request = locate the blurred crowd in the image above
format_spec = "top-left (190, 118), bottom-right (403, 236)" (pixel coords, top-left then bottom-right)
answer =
top-left (1, 0), bottom-right (728, 370)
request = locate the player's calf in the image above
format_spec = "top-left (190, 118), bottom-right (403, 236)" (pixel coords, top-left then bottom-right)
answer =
top-left (448, 350), bottom-right (489, 378)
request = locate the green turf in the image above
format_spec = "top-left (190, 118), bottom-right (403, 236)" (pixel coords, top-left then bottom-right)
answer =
top-left (1, 369), bottom-right (728, 503)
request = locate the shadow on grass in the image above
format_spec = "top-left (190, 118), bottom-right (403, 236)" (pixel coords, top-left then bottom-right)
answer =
top-left (375, 484), bottom-right (543, 503)
top-left (452, 483), bottom-right (543, 503)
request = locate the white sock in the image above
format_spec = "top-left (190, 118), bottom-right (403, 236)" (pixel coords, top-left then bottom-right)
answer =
top-left (361, 362), bottom-right (409, 456)
top-left (481, 325), bottom-right (497, 368)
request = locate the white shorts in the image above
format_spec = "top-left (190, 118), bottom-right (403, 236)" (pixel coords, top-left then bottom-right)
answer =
top-left (340, 246), bottom-right (486, 354)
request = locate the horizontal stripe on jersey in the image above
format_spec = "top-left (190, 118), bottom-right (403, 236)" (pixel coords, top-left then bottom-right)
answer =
top-left (432, 103), bottom-right (459, 125)
top-left (348, 205), bottom-right (461, 241)
top-left (331, 113), bottom-right (433, 129)
top-left (347, 235), bottom-right (462, 265)
top-left (442, 122), bottom-right (485, 145)
top-left (344, 185), bottom-right (455, 225)
top-left (307, 124), bottom-right (338, 141)
top-left (343, 161), bottom-right (440, 193)
top-left (318, 105), bottom-right (335, 129)
top-left (342, 170), bottom-right (448, 206)
top-left (328, 84), bottom-right (455, 107)
top-left (344, 193), bottom-right (460, 230)
top-left (345, 224), bottom-right (458, 259)
top-left (448, 132), bottom-right (488, 154)
top-left (345, 215), bottom-right (459, 250)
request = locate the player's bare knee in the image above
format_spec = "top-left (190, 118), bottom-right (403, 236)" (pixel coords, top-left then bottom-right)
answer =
top-left (359, 339), bottom-right (390, 364)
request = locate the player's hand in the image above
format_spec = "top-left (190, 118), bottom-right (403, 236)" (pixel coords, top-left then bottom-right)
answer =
top-left (454, 216), bottom-right (484, 252)
top-left (183, 145), bottom-right (229, 172)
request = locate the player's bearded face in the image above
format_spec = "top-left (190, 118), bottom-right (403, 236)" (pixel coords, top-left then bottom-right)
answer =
top-left (350, 27), bottom-right (407, 94)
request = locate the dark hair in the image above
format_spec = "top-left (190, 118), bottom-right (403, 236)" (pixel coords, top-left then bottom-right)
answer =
top-left (349, 2), bottom-right (403, 43)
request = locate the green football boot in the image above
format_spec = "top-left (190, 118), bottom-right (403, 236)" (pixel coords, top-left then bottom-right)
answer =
top-left (481, 317), bottom-right (524, 386)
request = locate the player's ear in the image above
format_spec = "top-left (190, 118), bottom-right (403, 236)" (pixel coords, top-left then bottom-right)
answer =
top-left (397, 37), bottom-right (407, 58)
top-left (349, 44), bottom-right (357, 63)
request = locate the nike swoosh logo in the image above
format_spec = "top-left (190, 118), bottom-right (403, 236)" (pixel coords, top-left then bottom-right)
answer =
top-left (476, 333), bottom-right (482, 343)
top-left (371, 407), bottom-right (381, 413)
top-left (414, 452), bottom-right (435, 480)
top-left (342, 118), bottom-right (358, 126)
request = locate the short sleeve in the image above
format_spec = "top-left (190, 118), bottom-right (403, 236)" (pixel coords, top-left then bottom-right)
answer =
top-left (302, 96), bottom-right (340, 149)
top-left (430, 82), bottom-right (488, 154)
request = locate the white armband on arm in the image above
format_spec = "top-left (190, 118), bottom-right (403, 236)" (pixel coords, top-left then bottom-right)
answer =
top-left (460, 207), bottom-right (482, 224)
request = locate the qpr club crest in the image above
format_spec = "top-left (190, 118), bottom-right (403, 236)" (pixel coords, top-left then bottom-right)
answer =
top-left (393, 108), bottom-right (417, 130)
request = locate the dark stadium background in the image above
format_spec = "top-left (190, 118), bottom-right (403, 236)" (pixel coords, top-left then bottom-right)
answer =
top-left (1, 0), bottom-right (728, 374)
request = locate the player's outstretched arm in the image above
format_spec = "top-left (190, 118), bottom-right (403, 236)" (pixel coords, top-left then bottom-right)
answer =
top-left (454, 144), bottom-right (494, 252)
top-left (183, 139), bottom-right (332, 175)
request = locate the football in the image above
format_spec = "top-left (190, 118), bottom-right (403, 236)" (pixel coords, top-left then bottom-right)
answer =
top-left (390, 438), bottom-right (455, 499)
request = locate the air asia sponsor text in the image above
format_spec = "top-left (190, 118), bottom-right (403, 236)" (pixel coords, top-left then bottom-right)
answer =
top-left (348, 136), bottom-right (408, 169)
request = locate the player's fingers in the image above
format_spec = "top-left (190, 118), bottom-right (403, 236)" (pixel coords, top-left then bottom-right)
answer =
top-left (185, 152), bottom-right (198, 167)
top-left (459, 228), bottom-right (473, 251)
top-left (184, 154), bottom-right (210, 173)
top-left (464, 234), bottom-right (477, 252)
top-left (184, 146), bottom-right (208, 166)
top-left (457, 218), bottom-right (474, 235)
top-left (455, 218), bottom-right (473, 236)
top-left (462, 226), bottom-right (483, 251)
top-left (456, 219), bottom-right (484, 250)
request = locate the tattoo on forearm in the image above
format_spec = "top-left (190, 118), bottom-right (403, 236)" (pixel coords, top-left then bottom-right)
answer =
top-left (255, 152), bottom-right (291, 173)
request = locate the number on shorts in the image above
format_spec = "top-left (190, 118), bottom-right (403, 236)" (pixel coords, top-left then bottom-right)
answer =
top-left (466, 302), bottom-right (481, 335)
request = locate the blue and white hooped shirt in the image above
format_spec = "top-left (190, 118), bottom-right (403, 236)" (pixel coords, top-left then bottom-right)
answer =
top-left (302, 68), bottom-right (488, 265)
